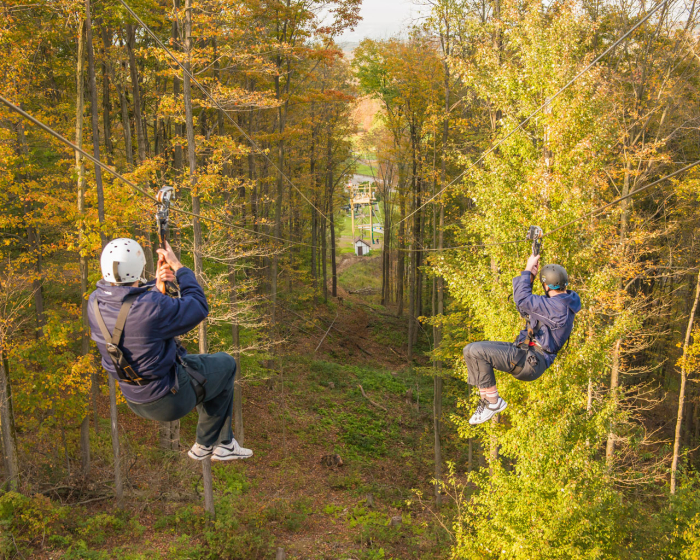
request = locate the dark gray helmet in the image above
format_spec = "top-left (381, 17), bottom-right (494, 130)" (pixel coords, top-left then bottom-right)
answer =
top-left (540, 264), bottom-right (568, 290)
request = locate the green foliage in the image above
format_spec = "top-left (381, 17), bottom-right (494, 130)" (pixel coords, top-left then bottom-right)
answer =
top-left (0, 492), bottom-right (67, 557)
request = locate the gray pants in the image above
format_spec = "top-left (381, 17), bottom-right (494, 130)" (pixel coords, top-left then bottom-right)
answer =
top-left (127, 352), bottom-right (236, 447)
top-left (463, 341), bottom-right (548, 389)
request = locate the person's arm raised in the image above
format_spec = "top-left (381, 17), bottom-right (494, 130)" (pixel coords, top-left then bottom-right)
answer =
top-left (155, 242), bottom-right (209, 339)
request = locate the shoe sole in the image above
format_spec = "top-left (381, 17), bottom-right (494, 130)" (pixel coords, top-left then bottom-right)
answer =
top-left (211, 452), bottom-right (253, 462)
top-left (187, 451), bottom-right (213, 461)
top-left (469, 401), bottom-right (508, 425)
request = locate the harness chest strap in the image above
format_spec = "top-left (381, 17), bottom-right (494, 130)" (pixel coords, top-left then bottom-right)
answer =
top-left (93, 294), bottom-right (146, 385)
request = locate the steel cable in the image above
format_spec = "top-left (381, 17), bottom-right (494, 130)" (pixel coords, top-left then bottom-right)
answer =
top-left (393, 0), bottom-right (673, 231)
top-left (0, 94), bottom-right (311, 247)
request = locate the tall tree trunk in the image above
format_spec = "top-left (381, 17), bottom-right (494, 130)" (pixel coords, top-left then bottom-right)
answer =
top-left (172, 0), bottom-right (183, 170)
top-left (184, 0), bottom-right (207, 353)
top-left (229, 266), bottom-right (244, 443)
top-left (76, 20), bottom-right (92, 473)
top-left (125, 24), bottom-right (155, 275)
top-left (321, 203), bottom-right (328, 302)
top-left (310, 116), bottom-right (317, 302)
top-left (118, 74), bottom-right (134, 169)
top-left (671, 270), bottom-right (700, 494)
top-left (0, 353), bottom-right (19, 491)
top-left (100, 25), bottom-right (113, 164)
top-left (606, 162), bottom-right (633, 462)
top-left (605, 339), bottom-right (621, 462)
top-left (433, 44), bottom-right (449, 503)
top-left (87, 0), bottom-right (121, 502)
top-left (397, 192), bottom-right (405, 316)
top-left (126, 24), bottom-right (147, 163)
top-left (272, 102), bottom-right (286, 323)
top-left (327, 135), bottom-right (337, 298)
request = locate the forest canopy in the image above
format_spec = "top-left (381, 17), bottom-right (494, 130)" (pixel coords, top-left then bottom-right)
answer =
top-left (1, 0), bottom-right (700, 558)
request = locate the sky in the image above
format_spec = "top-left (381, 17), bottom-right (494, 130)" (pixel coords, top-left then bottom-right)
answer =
top-left (336, 0), bottom-right (428, 45)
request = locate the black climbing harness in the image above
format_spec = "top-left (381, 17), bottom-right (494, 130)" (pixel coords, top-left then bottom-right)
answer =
top-left (93, 294), bottom-right (146, 386)
top-left (93, 295), bottom-right (207, 402)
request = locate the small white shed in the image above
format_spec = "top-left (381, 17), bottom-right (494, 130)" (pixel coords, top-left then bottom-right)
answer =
top-left (354, 238), bottom-right (371, 256)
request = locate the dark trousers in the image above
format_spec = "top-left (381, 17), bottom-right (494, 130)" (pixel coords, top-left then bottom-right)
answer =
top-left (127, 352), bottom-right (237, 447)
top-left (463, 341), bottom-right (548, 389)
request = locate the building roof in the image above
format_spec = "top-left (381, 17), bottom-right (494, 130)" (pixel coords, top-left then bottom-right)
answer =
top-left (354, 238), bottom-right (371, 247)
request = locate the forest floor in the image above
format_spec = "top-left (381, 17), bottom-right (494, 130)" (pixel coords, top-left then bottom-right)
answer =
top-left (12, 256), bottom-right (466, 560)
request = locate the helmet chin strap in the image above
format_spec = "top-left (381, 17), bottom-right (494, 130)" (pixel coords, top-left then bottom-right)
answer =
top-left (542, 282), bottom-right (551, 297)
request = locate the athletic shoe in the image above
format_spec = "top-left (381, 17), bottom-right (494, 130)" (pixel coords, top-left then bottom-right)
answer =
top-left (187, 442), bottom-right (213, 460)
top-left (212, 439), bottom-right (253, 461)
top-left (469, 397), bottom-right (508, 425)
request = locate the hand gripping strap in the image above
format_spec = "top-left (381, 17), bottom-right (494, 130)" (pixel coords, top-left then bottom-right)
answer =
top-left (93, 295), bottom-right (144, 384)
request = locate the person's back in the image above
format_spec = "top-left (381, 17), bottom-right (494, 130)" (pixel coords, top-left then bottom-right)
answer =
top-left (512, 265), bottom-right (581, 367)
top-left (462, 255), bottom-right (581, 425)
top-left (88, 238), bottom-right (253, 462)
top-left (88, 259), bottom-right (208, 403)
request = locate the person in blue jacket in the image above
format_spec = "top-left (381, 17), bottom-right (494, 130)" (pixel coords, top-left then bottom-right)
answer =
top-left (463, 254), bottom-right (581, 425)
top-left (88, 238), bottom-right (252, 462)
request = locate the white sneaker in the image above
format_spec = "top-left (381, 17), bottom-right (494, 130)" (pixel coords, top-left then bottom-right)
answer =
top-left (469, 397), bottom-right (508, 425)
top-left (187, 442), bottom-right (213, 460)
top-left (212, 438), bottom-right (253, 461)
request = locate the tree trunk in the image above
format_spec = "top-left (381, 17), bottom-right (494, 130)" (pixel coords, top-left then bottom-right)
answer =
top-left (0, 354), bottom-right (20, 491)
top-left (321, 210), bottom-right (328, 302)
top-left (229, 267), bottom-right (244, 443)
top-left (100, 25), bottom-right (114, 163)
top-left (606, 162), bottom-right (633, 462)
top-left (184, 0), bottom-right (207, 354)
top-left (605, 339), bottom-right (621, 463)
top-left (272, 116), bottom-right (285, 322)
top-left (172, 0), bottom-right (183, 170)
top-left (408, 241), bottom-right (414, 360)
top-left (118, 75), bottom-right (134, 168)
top-left (397, 193), bottom-right (405, 316)
top-left (671, 269), bottom-right (700, 494)
top-left (76, 20), bottom-right (92, 473)
top-left (126, 24), bottom-right (147, 163)
top-left (88, 0), bottom-right (121, 501)
top-left (327, 136), bottom-right (337, 298)
top-left (489, 414), bottom-right (500, 476)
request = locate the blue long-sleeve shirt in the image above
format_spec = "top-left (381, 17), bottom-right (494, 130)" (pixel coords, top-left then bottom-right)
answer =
top-left (88, 267), bottom-right (209, 404)
top-left (512, 271), bottom-right (581, 367)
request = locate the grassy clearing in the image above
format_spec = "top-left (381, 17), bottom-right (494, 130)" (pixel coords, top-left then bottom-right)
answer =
top-left (338, 257), bottom-right (383, 292)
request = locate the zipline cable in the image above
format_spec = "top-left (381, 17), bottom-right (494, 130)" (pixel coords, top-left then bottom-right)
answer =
top-left (543, 159), bottom-right (700, 237)
top-left (393, 0), bottom-right (673, 231)
top-left (0, 94), bottom-right (311, 248)
top-left (405, 159), bottom-right (700, 252)
top-left (117, 0), bottom-right (330, 223)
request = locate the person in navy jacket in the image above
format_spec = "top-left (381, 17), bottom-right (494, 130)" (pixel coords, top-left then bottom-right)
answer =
top-left (463, 254), bottom-right (581, 425)
top-left (88, 238), bottom-right (252, 461)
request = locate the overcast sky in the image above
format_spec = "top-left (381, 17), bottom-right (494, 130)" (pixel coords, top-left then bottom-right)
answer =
top-left (336, 0), bottom-right (428, 44)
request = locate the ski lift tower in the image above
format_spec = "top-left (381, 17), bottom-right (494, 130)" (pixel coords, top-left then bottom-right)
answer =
top-left (347, 180), bottom-right (378, 244)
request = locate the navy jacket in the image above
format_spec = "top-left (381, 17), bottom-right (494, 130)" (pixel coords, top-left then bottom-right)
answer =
top-left (512, 270), bottom-right (581, 368)
top-left (88, 267), bottom-right (209, 404)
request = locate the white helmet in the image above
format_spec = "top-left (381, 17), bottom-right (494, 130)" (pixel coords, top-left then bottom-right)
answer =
top-left (100, 238), bottom-right (147, 284)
